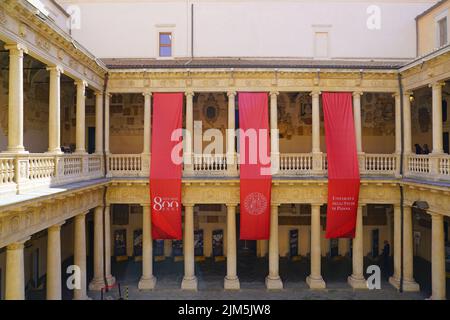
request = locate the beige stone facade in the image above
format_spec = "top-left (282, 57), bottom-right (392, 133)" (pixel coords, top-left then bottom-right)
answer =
top-left (0, 0), bottom-right (449, 301)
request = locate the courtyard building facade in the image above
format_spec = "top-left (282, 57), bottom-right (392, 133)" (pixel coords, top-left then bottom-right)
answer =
top-left (0, 0), bottom-right (449, 300)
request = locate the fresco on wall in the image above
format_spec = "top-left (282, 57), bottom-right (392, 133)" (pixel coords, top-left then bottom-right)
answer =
top-left (110, 93), bottom-right (144, 136)
top-left (411, 92), bottom-right (432, 134)
top-left (361, 93), bottom-right (395, 136)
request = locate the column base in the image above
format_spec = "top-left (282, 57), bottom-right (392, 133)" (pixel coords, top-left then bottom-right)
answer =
top-left (46, 149), bottom-right (63, 155)
top-left (88, 278), bottom-right (106, 291)
top-left (389, 276), bottom-right (420, 292)
top-left (306, 275), bottom-right (326, 289)
top-left (265, 276), bottom-right (283, 290)
top-left (106, 275), bottom-right (116, 287)
top-left (73, 293), bottom-right (91, 300)
top-left (181, 276), bottom-right (198, 290)
top-left (347, 275), bottom-right (368, 289)
top-left (2, 149), bottom-right (28, 154)
top-left (138, 276), bottom-right (156, 290)
top-left (224, 276), bottom-right (240, 290)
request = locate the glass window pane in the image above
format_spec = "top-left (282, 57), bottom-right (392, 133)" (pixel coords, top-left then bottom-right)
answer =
top-left (439, 18), bottom-right (447, 46)
top-left (159, 33), bottom-right (172, 45)
top-left (159, 46), bottom-right (172, 57)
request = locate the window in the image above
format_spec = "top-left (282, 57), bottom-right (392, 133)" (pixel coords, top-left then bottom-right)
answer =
top-left (159, 32), bottom-right (172, 57)
top-left (438, 17), bottom-right (448, 47)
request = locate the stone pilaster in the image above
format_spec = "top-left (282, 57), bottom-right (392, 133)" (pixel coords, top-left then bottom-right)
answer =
top-left (348, 205), bottom-right (367, 289)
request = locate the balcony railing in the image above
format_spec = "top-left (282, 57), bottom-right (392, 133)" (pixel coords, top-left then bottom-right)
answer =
top-left (0, 153), bottom-right (104, 199)
top-left (1, 152), bottom-right (449, 199)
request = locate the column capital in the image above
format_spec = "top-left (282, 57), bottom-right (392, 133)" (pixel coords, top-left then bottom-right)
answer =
top-left (310, 90), bottom-right (321, 97)
top-left (270, 203), bottom-right (280, 208)
top-left (403, 91), bottom-right (413, 97)
top-left (75, 212), bottom-right (88, 220)
top-left (269, 91), bottom-right (279, 98)
top-left (94, 91), bottom-right (103, 97)
top-left (429, 81), bottom-right (446, 89)
top-left (185, 91), bottom-right (195, 98)
top-left (226, 203), bottom-right (238, 208)
top-left (227, 91), bottom-right (237, 98)
top-left (183, 203), bottom-right (195, 208)
top-left (311, 202), bottom-right (323, 207)
top-left (46, 65), bottom-right (64, 75)
top-left (49, 221), bottom-right (66, 231)
top-left (75, 79), bottom-right (88, 88)
top-left (352, 91), bottom-right (363, 98)
top-left (143, 91), bottom-right (152, 98)
top-left (428, 211), bottom-right (444, 220)
top-left (4, 43), bottom-right (28, 55)
top-left (392, 92), bottom-right (401, 98)
top-left (7, 237), bottom-right (30, 250)
top-left (140, 203), bottom-right (151, 208)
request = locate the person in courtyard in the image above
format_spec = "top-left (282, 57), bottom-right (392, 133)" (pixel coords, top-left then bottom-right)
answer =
top-left (415, 144), bottom-right (423, 154)
top-left (422, 144), bottom-right (430, 155)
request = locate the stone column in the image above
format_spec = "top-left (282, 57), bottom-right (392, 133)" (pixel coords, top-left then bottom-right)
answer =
top-left (105, 93), bottom-right (110, 154)
top-left (139, 204), bottom-right (156, 290)
top-left (394, 93), bottom-right (402, 154)
top-left (75, 80), bottom-right (87, 154)
top-left (181, 204), bottom-right (197, 290)
top-left (353, 92), bottom-right (363, 154)
top-left (307, 204), bottom-right (326, 289)
top-left (266, 204), bottom-right (283, 289)
top-left (184, 92), bottom-right (194, 172)
top-left (311, 91), bottom-right (321, 154)
top-left (4, 44), bottom-right (28, 153)
top-left (270, 91), bottom-right (280, 174)
top-left (430, 212), bottom-right (446, 300)
top-left (227, 91), bottom-right (237, 173)
top-left (143, 92), bottom-right (152, 155)
top-left (224, 204), bottom-right (240, 289)
top-left (73, 212), bottom-right (88, 300)
top-left (5, 238), bottom-right (29, 300)
top-left (402, 205), bottom-right (420, 291)
top-left (47, 66), bottom-right (63, 154)
top-left (431, 82), bottom-right (445, 154)
top-left (389, 204), bottom-right (402, 288)
top-left (403, 92), bottom-right (412, 155)
top-left (95, 92), bottom-right (103, 154)
top-left (104, 205), bottom-right (115, 286)
top-left (348, 205), bottom-right (367, 289)
top-left (47, 221), bottom-right (65, 300)
top-left (89, 206), bottom-right (105, 291)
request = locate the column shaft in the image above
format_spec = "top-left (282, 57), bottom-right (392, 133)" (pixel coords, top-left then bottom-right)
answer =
top-left (95, 92), bottom-right (103, 154)
top-left (184, 92), bottom-right (194, 168)
top-left (403, 92), bottom-right (412, 154)
top-left (105, 94), bottom-right (110, 154)
top-left (266, 204), bottom-right (283, 289)
top-left (104, 205), bottom-right (115, 285)
top-left (89, 206), bottom-right (105, 290)
top-left (402, 205), bottom-right (420, 291)
top-left (143, 93), bottom-right (152, 154)
top-left (74, 213), bottom-right (88, 300)
top-left (181, 205), bottom-right (197, 290)
top-left (47, 223), bottom-right (64, 300)
top-left (139, 204), bottom-right (156, 290)
top-left (270, 92), bottom-right (280, 174)
top-left (75, 80), bottom-right (87, 154)
top-left (224, 204), bottom-right (239, 289)
top-left (5, 44), bottom-right (27, 153)
top-left (227, 92), bottom-right (236, 168)
top-left (5, 239), bottom-right (28, 300)
top-left (47, 66), bottom-right (63, 153)
top-left (353, 92), bottom-right (363, 153)
top-left (307, 204), bottom-right (326, 289)
top-left (431, 213), bottom-right (446, 300)
top-left (394, 94), bottom-right (402, 154)
top-left (348, 205), bottom-right (367, 289)
top-left (311, 91), bottom-right (321, 153)
top-left (431, 82), bottom-right (444, 154)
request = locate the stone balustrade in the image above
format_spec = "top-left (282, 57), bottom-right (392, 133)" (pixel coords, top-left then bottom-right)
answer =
top-left (0, 154), bottom-right (104, 199)
top-left (1, 152), bottom-right (449, 199)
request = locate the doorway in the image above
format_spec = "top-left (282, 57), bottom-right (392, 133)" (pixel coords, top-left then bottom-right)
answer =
top-left (371, 229), bottom-right (379, 258)
top-left (88, 127), bottom-right (95, 154)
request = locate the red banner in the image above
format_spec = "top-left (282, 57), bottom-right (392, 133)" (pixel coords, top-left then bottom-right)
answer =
top-left (150, 93), bottom-right (183, 240)
top-left (323, 92), bottom-right (360, 239)
top-left (238, 93), bottom-right (271, 240)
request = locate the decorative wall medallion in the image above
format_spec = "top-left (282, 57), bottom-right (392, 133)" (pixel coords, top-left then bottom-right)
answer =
top-left (0, 8), bottom-right (7, 25)
top-left (36, 35), bottom-right (51, 52)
